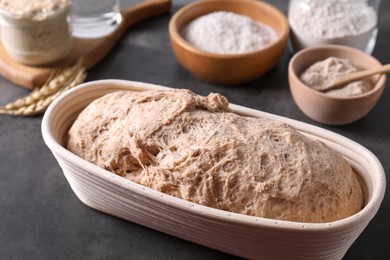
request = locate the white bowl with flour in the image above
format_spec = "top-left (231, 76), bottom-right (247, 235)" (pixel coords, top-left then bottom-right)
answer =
top-left (288, 0), bottom-right (380, 54)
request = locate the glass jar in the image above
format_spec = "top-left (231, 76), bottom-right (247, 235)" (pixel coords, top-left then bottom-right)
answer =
top-left (0, 0), bottom-right (72, 66)
top-left (288, 0), bottom-right (381, 54)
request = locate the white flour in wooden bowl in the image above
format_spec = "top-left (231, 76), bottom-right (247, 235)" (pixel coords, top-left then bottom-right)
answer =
top-left (181, 11), bottom-right (278, 55)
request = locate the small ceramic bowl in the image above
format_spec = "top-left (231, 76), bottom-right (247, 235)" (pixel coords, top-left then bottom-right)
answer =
top-left (288, 44), bottom-right (386, 125)
top-left (169, 0), bottom-right (289, 85)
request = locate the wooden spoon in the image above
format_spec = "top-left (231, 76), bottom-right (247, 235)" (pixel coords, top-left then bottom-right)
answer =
top-left (320, 63), bottom-right (390, 92)
top-left (0, 0), bottom-right (171, 89)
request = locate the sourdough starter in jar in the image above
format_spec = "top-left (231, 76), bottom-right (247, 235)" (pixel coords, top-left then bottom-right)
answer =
top-left (0, 0), bottom-right (72, 65)
top-left (288, 0), bottom-right (380, 53)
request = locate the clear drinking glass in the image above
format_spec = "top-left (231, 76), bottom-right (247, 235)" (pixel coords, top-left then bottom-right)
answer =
top-left (288, 0), bottom-right (381, 54)
top-left (70, 0), bottom-right (122, 38)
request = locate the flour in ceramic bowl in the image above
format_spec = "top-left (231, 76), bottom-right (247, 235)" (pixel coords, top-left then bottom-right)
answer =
top-left (289, 0), bottom-right (379, 53)
top-left (181, 11), bottom-right (278, 55)
top-left (300, 57), bottom-right (373, 97)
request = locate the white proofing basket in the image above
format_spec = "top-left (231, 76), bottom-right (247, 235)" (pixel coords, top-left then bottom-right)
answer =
top-left (41, 80), bottom-right (386, 260)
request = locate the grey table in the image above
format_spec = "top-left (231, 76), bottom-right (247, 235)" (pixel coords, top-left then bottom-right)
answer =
top-left (1, 0), bottom-right (389, 259)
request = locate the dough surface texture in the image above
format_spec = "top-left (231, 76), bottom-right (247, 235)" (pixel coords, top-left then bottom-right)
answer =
top-left (67, 89), bottom-right (364, 223)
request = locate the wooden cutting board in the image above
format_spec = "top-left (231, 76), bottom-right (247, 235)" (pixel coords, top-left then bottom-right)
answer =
top-left (0, 0), bottom-right (171, 89)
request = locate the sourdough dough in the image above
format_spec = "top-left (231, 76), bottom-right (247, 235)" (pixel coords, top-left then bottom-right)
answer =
top-left (67, 89), bottom-right (364, 223)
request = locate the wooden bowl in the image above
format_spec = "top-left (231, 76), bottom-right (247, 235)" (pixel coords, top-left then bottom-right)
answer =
top-left (169, 0), bottom-right (289, 85)
top-left (288, 44), bottom-right (386, 125)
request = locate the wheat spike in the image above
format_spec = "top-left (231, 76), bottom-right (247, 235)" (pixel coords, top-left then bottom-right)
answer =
top-left (0, 59), bottom-right (86, 116)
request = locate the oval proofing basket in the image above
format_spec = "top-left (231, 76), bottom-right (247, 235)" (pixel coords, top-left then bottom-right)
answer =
top-left (42, 80), bottom-right (386, 260)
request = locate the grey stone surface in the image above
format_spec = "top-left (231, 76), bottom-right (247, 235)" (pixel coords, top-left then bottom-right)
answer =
top-left (1, 0), bottom-right (389, 259)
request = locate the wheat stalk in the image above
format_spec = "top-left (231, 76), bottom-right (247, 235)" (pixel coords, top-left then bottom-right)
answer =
top-left (0, 59), bottom-right (86, 116)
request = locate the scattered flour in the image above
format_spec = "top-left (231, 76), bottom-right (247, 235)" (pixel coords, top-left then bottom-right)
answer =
top-left (300, 57), bottom-right (372, 97)
top-left (181, 11), bottom-right (278, 55)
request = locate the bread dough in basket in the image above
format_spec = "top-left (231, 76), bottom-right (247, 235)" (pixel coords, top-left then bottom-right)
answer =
top-left (67, 89), bottom-right (364, 223)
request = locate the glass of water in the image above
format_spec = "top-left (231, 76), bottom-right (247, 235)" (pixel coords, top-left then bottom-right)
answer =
top-left (70, 0), bottom-right (122, 38)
